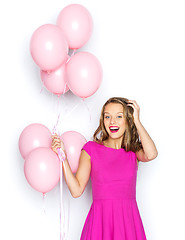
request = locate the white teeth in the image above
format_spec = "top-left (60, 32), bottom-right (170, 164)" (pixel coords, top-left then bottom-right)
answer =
top-left (110, 127), bottom-right (119, 130)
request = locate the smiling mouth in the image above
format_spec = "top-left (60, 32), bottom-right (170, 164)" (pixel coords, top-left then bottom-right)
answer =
top-left (109, 127), bottom-right (120, 133)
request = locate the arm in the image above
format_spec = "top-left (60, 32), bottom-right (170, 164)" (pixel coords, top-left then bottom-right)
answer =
top-left (52, 134), bottom-right (91, 198)
top-left (135, 120), bottom-right (158, 161)
top-left (128, 100), bottom-right (158, 162)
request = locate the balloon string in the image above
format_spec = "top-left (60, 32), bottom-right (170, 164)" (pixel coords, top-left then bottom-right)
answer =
top-left (58, 99), bottom-right (88, 129)
top-left (60, 158), bottom-right (64, 240)
top-left (70, 49), bottom-right (76, 57)
top-left (57, 147), bottom-right (69, 240)
top-left (40, 73), bottom-right (45, 94)
top-left (61, 82), bottom-right (67, 107)
top-left (58, 101), bottom-right (81, 128)
top-left (63, 162), bottom-right (70, 240)
top-left (40, 86), bottom-right (44, 94)
top-left (65, 101), bottom-right (81, 118)
top-left (53, 113), bottom-right (61, 134)
top-left (64, 82), bottom-right (67, 94)
top-left (58, 149), bottom-right (65, 240)
top-left (53, 81), bottom-right (68, 134)
top-left (42, 193), bottom-right (46, 215)
top-left (66, 49), bottom-right (76, 63)
top-left (82, 98), bottom-right (92, 121)
top-left (52, 95), bottom-right (62, 134)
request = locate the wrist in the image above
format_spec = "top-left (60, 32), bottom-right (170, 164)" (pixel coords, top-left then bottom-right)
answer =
top-left (57, 148), bottom-right (66, 162)
top-left (134, 118), bottom-right (141, 127)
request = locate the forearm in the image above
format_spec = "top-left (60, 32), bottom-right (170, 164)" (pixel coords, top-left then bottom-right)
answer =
top-left (135, 120), bottom-right (158, 160)
top-left (62, 158), bottom-right (82, 198)
top-left (52, 134), bottom-right (89, 197)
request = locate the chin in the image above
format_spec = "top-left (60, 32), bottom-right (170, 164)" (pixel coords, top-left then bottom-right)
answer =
top-left (109, 134), bottom-right (124, 140)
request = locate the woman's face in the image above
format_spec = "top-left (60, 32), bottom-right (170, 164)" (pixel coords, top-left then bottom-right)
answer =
top-left (103, 103), bottom-right (126, 140)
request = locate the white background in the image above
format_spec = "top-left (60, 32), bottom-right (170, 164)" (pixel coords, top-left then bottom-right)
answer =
top-left (0, 0), bottom-right (185, 239)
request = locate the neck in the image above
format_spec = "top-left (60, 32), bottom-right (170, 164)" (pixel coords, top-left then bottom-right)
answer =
top-left (103, 138), bottom-right (123, 149)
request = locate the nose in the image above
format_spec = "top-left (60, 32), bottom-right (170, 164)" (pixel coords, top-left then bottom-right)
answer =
top-left (110, 117), bottom-right (116, 124)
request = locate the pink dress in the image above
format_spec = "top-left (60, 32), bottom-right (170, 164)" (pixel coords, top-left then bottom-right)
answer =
top-left (80, 141), bottom-right (147, 240)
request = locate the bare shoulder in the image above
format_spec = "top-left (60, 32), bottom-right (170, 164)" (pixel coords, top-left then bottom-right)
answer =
top-left (81, 149), bottom-right (91, 159)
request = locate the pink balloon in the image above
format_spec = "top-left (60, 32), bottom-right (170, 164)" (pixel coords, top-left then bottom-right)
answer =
top-left (30, 24), bottom-right (68, 71)
top-left (24, 147), bottom-right (60, 194)
top-left (40, 63), bottom-right (69, 96)
top-left (61, 131), bottom-right (86, 173)
top-left (57, 4), bottom-right (93, 49)
top-left (19, 123), bottom-right (51, 159)
top-left (66, 52), bottom-right (103, 99)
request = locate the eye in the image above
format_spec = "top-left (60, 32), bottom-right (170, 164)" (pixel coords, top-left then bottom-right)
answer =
top-left (104, 116), bottom-right (110, 119)
top-left (117, 115), bottom-right (122, 118)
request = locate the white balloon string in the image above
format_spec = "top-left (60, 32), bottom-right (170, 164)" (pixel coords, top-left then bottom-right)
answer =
top-left (40, 85), bottom-right (44, 94)
top-left (57, 148), bottom-right (69, 240)
top-left (40, 72), bottom-right (45, 94)
top-left (58, 149), bottom-right (65, 240)
top-left (52, 95), bottom-right (62, 134)
top-left (60, 160), bottom-right (65, 239)
top-left (70, 49), bottom-right (76, 57)
top-left (60, 82), bottom-right (67, 110)
top-left (63, 162), bottom-right (70, 240)
top-left (64, 82), bottom-right (67, 94)
top-left (59, 101), bottom-right (82, 127)
top-left (66, 101), bottom-right (81, 117)
top-left (53, 113), bottom-right (61, 134)
top-left (66, 49), bottom-right (76, 63)
top-left (82, 98), bottom-right (92, 122)
top-left (42, 193), bottom-right (46, 215)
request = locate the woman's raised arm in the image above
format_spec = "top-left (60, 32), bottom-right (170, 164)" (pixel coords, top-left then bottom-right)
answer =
top-left (127, 100), bottom-right (158, 162)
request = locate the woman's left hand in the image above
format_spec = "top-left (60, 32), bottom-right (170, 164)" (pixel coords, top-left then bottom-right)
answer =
top-left (127, 100), bottom-right (140, 124)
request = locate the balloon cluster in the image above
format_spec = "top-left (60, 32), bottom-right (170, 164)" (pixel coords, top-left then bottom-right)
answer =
top-left (19, 124), bottom-right (86, 194)
top-left (19, 4), bottom-right (101, 195)
top-left (30, 4), bottom-right (103, 99)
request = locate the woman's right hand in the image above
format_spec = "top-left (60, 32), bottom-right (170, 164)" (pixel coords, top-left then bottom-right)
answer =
top-left (51, 134), bottom-right (65, 154)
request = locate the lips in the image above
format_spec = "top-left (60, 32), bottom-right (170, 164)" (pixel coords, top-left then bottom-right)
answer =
top-left (109, 126), bottom-right (120, 133)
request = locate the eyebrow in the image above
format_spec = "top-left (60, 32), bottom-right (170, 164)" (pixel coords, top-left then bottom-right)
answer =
top-left (104, 112), bottom-right (124, 114)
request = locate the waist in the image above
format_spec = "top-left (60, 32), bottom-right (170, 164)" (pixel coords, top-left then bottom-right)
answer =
top-left (92, 180), bottom-right (136, 200)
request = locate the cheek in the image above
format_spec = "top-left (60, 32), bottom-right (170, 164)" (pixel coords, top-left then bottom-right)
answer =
top-left (104, 120), bottom-right (109, 129)
top-left (104, 117), bottom-right (109, 123)
top-left (120, 119), bottom-right (127, 130)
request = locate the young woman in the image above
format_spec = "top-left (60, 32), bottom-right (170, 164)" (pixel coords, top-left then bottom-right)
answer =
top-left (52, 97), bottom-right (158, 240)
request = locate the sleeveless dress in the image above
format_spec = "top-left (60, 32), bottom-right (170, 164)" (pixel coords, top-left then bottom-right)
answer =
top-left (80, 141), bottom-right (147, 240)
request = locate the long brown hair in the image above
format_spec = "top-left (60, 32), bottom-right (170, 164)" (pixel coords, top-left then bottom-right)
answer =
top-left (93, 97), bottom-right (143, 152)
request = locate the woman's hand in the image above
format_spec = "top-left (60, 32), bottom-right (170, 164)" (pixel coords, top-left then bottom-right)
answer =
top-left (127, 100), bottom-right (140, 124)
top-left (51, 134), bottom-right (65, 154)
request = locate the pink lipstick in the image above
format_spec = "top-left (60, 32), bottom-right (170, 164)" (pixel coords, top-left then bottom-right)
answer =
top-left (109, 126), bottom-right (120, 133)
